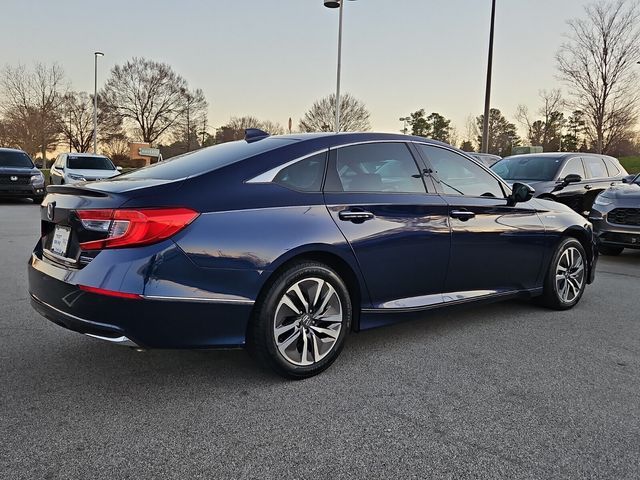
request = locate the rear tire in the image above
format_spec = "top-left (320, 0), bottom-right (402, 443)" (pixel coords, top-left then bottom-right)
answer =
top-left (539, 238), bottom-right (587, 310)
top-left (598, 245), bottom-right (624, 256)
top-left (247, 261), bottom-right (352, 379)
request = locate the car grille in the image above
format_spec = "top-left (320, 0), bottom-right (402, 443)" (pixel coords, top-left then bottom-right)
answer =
top-left (0, 174), bottom-right (30, 185)
top-left (608, 208), bottom-right (640, 226)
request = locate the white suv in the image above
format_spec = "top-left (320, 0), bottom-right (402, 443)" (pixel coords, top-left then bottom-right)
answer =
top-left (50, 153), bottom-right (122, 185)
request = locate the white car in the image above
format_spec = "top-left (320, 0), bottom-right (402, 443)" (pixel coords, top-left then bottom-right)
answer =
top-left (50, 153), bottom-right (122, 185)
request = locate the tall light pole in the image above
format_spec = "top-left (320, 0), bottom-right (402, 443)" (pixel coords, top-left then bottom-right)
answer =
top-left (481, 0), bottom-right (496, 154)
top-left (93, 51), bottom-right (104, 154)
top-left (324, 0), bottom-right (357, 133)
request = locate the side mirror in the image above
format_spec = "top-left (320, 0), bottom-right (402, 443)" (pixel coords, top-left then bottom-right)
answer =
top-left (562, 173), bottom-right (582, 186)
top-left (622, 174), bottom-right (635, 184)
top-left (116, 166), bottom-right (123, 172)
top-left (508, 182), bottom-right (535, 206)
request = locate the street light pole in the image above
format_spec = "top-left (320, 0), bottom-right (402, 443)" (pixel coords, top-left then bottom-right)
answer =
top-left (481, 0), bottom-right (496, 154)
top-left (93, 52), bottom-right (104, 154)
top-left (325, 0), bottom-right (356, 133)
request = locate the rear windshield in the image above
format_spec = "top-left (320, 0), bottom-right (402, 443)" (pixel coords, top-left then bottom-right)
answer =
top-left (491, 156), bottom-right (562, 181)
top-left (0, 151), bottom-right (33, 168)
top-left (120, 138), bottom-right (297, 181)
top-left (67, 156), bottom-right (115, 170)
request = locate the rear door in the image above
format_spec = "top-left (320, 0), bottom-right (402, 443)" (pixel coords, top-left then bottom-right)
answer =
top-left (324, 142), bottom-right (450, 310)
top-left (415, 144), bottom-right (546, 295)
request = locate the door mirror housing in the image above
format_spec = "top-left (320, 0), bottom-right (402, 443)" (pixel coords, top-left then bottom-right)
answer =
top-left (116, 166), bottom-right (123, 172)
top-left (508, 182), bottom-right (535, 206)
top-left (622, 174), bottom-right (636, 184)
top-left (561, 173), bottom-right (582, 186)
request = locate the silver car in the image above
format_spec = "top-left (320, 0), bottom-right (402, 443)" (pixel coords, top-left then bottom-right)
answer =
top-left (50, 153), bottom-right (121, 185)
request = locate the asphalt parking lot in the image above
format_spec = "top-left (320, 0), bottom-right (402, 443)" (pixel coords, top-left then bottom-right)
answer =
top-left (1, 199), bottom-right (639, 480)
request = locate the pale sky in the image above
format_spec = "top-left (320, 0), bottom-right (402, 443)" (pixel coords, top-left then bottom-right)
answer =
top-left (1, 0), bottom-right (592, 139)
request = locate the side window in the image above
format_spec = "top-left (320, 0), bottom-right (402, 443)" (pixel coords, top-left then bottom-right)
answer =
top-left (273, 152), bottom-right (326, 192)
top-left (603, 157), bottom-right (621, 177)
top-left (584, 157), bottom-right (608, 178)
top-left (325, 143), bottom-right (426, 193)
top-left (417, 144), bottom-right (505, 198)
top-left (560, 157), bottom-right (585, 179)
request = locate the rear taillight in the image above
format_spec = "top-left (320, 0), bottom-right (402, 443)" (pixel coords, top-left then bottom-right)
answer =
top-left (77, 207), bottom-right (199, 250)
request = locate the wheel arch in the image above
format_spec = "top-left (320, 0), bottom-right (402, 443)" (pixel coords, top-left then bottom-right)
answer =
top-left (252, 246), bottom-right (368, 332)
top-left (562, 226), bottom-right (596, 283)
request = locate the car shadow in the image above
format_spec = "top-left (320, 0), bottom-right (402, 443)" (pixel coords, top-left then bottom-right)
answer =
top-left (0, 197), bottom-right (39, 205)
top-left (21, 296), bottom-right (542, 391)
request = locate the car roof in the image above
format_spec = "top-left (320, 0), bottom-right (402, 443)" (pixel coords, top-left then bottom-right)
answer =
top-left (263, 132), bottom-right (451, 146)
top-left (504, 152), bottom-right (615, 161)
top-left (63, 152), bottom-right (110, 158)
top-left (0, 147), bottom-right (29, 154)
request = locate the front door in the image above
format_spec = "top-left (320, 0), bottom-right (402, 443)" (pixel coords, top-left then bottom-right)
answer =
top-left (415, 144), bottom-right (546, 295)
top-left (324, 142), bottom-right (451, 309)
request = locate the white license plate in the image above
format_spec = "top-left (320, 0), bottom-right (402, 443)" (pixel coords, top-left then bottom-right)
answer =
top-left (51, 226), bottom-right (71, 256)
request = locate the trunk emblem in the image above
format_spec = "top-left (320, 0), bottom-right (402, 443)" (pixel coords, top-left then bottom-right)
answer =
top-left (10, 176), bottom-right (17, 181)
top-left (47, 202), bottom-right (56, 221)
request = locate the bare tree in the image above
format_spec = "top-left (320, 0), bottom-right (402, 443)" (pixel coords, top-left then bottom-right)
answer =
top-left (556, 0), bottom-right (640, 153)
top-left (60, 92), bottom-right (94, 153)
top-left (0, 63), bottom-right (67, 163)
top-left (173, 87), bottom-right (208, 151)
top-left (299, 93), bottom-right (370, 132)
top-left (259, 120), bottom-right (285, 135)
top-left (101, 58), bottom-right (194, 145)
top-left (516, 89), bottom-right (566, 151)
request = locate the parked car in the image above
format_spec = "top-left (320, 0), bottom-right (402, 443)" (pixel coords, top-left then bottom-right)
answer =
top-left (29, 132), bottom-right (597, 379)
top-left (50, 153), bottom-right (122, 185)
top-left (465, 152), bottom-right (501, 167)
top-left (0, 148), bottom-right (45, 203)
top-left (491, 153), bottom-right (628, 216)
top-left (589, 173), bottom-right (640, 255)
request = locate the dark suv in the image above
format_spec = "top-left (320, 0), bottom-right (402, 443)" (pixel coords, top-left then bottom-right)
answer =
top-left (0, 148), bottom-right (46, 203)
top-left (491, 153), bottom-right (628, 216)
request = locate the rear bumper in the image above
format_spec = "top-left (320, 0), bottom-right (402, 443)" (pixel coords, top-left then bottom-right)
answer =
top-left (28, 252), bottom-right (255, 348)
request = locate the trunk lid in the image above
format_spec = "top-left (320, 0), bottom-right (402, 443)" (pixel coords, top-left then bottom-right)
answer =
top-left (40, 178), bottom-right (185, 268)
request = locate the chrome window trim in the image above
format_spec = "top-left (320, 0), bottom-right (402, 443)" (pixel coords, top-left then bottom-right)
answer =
top-left (246, 149), bottom-right (329, 184)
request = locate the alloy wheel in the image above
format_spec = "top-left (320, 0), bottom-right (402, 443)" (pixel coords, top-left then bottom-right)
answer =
top-left (555, 246), bottom-right (585, 303)
top-left (273, 277), bottom-right (343, 366)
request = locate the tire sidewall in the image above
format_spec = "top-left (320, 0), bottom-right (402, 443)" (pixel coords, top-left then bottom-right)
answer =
top-left (257, 263), bottom-right (352, 378)
top-left (547, 238), bottom-right (587, 309)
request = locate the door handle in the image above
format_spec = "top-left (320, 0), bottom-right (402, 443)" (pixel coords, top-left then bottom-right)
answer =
top-left (338, 209), bottom-right (374, 222)
top-left (584, 184), bottom-right (592, 190)
top-left (450, 210), bottom-right (476, 221)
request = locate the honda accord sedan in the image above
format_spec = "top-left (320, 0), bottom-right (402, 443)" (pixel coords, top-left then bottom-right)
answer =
top-left (29, 131), bottom-right (597, 378)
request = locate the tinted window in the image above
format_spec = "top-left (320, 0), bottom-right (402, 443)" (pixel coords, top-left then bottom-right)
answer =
top-left (0, 151), bottom-right (33, 168)
top-left (326, 143), bottom-right (425, 193)
top-left (603, 157), bottom-right (622, 176)
top-left (491, 155), bottom-right (562, 181)
top-left (584, 157), bottom-right (607, 178)
top-left (122, 138), bottom-right (297, 181)
top-left (273, 152), bottom-right (326, 192)
top-left (419, 145), bottom-right (504, 198)
top-left (559, 157), bottom-right (585, 179)
top-left (67, 156), bottom-right (115, 170)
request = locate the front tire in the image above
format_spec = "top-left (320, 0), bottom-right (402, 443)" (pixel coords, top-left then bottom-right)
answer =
top-left (32, 196), bottom-right (44, 204)
top-left (539, 238), bottom-right (587, 310)
top-left (247, 261), bottom-right (352, 379)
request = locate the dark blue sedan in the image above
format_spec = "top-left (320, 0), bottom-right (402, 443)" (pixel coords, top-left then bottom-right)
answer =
top-left (28, 131), bottom-right (597, 378)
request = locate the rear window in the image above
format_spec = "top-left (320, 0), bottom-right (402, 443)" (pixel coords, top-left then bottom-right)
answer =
top-left (67, 156), bottom-right (115, 170)
top-left (121, 138), bottom-right (298, 181)
top-left (0, 150), bottom-right (33, 168)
